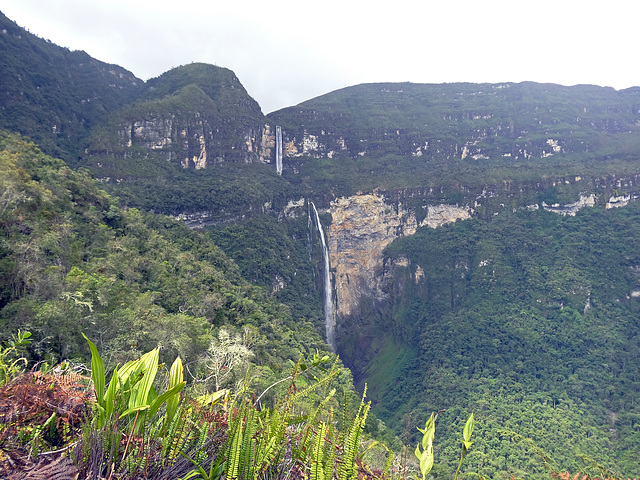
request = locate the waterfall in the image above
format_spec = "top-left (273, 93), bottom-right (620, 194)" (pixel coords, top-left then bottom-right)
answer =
top-left (307, 205), bottom-right (316, 283)
top-left (275, 125), bottom-right (283, 175)
top-left (310, 202), bottom-right (335, 351)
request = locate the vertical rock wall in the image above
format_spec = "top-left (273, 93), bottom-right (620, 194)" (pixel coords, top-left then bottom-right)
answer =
top-left (327, 193), bottom-right (473, 321)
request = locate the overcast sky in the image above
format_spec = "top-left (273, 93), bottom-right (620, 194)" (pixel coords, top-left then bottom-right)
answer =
top-left (2, 0), bottom-right (638, 114)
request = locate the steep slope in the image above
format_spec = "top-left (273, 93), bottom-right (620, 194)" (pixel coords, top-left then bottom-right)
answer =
top-left (369, 206), bottom-right (640, 477)
top-left (79, 63), bottom-right (293, 217)
top-left (263, 83), bottom-right (640, 478)
top-left (0, 132), bottom-right (336, 398)
top-left (0, 12), bottom-right (291, 218)
top-left (270, 81), bottom-right (640, 160)
top-left (0, 11), bottom-right (142, 162)
top-left (83, 63), bottom-right (273, 174)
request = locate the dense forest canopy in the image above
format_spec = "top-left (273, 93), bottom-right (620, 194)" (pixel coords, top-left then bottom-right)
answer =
top-left (374, 206), bottom-right (640, 476)
top-left (0, 132), bottom-right (342, 398)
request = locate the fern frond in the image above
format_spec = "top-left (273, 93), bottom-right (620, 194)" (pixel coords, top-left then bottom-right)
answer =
top-left (311, 422), bottom-right (327, 480)
top-left (241, 407), bottom-right (257, 479)
top-left (338, 387), bottom-right (370, 480)
top-left (226, 415), bottom-right (244, 480)
top-left (290, 369), bottom-right (339, 406)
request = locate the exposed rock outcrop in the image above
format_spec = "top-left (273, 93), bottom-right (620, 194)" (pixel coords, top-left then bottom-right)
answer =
top-left (111, 116), bottom-right (276, 169)
top-left (542, 194), bottom-right (596, 216)
top-left (269, 82), bottom-right (640, 163)
top-left (327, 193), bottom-right (472, 319)
top-left (83, 64), bottom-right (280, 180)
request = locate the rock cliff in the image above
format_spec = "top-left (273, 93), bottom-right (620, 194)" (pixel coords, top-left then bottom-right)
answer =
top-left (83, 65), bottom-right (279, 180)
top-left (327, 193), bottom-right (472, 320)
top-left (322, 172), bottom-right (640, 373)
top-left (269, 82), bottom-right (640, 164)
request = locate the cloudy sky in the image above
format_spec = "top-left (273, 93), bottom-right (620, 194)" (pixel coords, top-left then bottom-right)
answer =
top-left (2, 0), bottom-right (638, 114)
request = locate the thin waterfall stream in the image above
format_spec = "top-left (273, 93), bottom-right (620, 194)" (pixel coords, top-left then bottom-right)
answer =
top-left (310, 202), bottom-right (335, 351)
top-left (275, 125), bottom-right (283, 175)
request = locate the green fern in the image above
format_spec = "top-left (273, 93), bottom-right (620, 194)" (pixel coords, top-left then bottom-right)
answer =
top-left (290, 369), bottom-right (338, 407)
top-left (254, 409), bottom-right (286, 476)
top-left (240, 407), bottom-right (257, 478)
top-left (299, 388), bottom-right (336, 462)
top-left (311, 422), bottom-right (328, 480)
top-left (338, 386), bottom-right (370, 480)
top-left (225, 415), bottom-right (244, 480)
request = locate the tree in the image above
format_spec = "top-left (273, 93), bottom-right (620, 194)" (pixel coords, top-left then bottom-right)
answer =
top-left (203, 327), bottom-right (254, 390)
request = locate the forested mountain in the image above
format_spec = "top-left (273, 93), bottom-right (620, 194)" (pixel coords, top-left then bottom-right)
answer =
top-left (0, 12), bottom-right (142, 162)
top-left (268, 82), bottom-right (640, 198)
top-left (0, 131), bottom-right (340, 395)
top-left (371, 206), bottom-right (640, 476)
top-left (2, 9), bottom-right (640, 479)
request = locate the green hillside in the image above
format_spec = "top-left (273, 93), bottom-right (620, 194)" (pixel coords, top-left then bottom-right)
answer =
top-left (0, 132), bottom-right (337, 396)
top-left (0, 11), bottom-right (142, 162)
top-left (269, 82), bottom-right (640, 198)
top-left (351, 206), bottom-right (640, 477)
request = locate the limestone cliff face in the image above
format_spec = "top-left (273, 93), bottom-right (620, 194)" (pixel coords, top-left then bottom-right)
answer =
top-left (540, 194), bottom-right (597, 216)
top-left (84, 64), bottom-right (280, 179)
top-left (327, 193), bottom-right (473, 320)
top-left (269, 82), bottom-right (640, 164)
top-left (325, 176), bottom-right (640, 331)
top-left (113, 118), bottom-right (275, 169)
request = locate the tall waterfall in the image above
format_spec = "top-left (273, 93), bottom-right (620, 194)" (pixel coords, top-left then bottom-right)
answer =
top-left (275, 125), bottom-right (283, 175)
top-left (310, 202), bottom-right (335, 351)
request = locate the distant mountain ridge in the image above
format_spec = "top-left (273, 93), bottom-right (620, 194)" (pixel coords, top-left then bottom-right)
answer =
top-left (268, 81), bottom-right (640, 187)
top-left (0, 11), bottom-right (142, 161)
top-left (1, 11), bottom-right (275, 174)
top-left (4, 9), bottom-right (640, 216)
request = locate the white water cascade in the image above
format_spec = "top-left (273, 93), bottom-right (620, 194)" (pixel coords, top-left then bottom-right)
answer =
top-left (275, 125), bottom-right (283, 175)
top-left (310, 202), bottom-right (335, 351)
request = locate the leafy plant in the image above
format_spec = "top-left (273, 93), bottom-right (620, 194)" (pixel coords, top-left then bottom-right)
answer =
top-left (83, 334), bottom-right (186, 434)
top-left (454, 413), bottom-right (474, 480)
top-left (414, 412), bottom-right (474, 480)
top-left (414, 413), bottom-right (436, 480)
top-left (181, 456), bottom-right (225, 480)
top-left (338, 385), bottom-right (371, 480)
top-left (0, 330), bottom-right (31, 386)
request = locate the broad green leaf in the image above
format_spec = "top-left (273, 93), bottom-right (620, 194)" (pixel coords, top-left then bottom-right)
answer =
top-left (414, 444), bottom-right (422, 461)
top-left (419, 442), bottom-right (434, 477)
top-left (119, 404), bottom-right (150, 419)
top-left (463, 412), bottom-right (474, 442)
top-left (177, 471), bottom-right (201, 480)
top-left (83, 333), bottom-right (105, 406)
top-left (147, 381), bottom-right (185, 419)
top-left (196, 389), bottom-right (229, 406)
top-left (421, 413), bottom-right (435, 450)
top-left (118, 358), bottom-right (141, 381)
top-left (181, 455), bottom-right (209, 480)
top-left (103, 367), bottom-right (120, 427)
top-left (166, 356), bottom-right (183, 426)
top-left (168, 356), bottom-right (184, 390)
top-left (129, 348), bottom-right (159, 410)
top-left (415, 413), bottom-right (436, 479)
